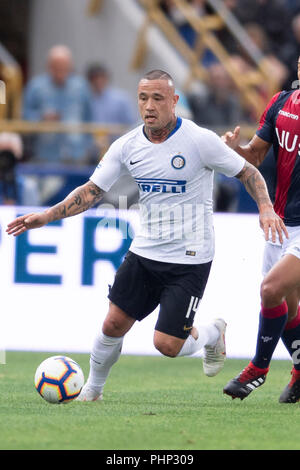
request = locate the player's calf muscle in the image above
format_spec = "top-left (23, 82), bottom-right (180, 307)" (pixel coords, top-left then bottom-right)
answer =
top-left (153, 332), bottom-right (185, 357)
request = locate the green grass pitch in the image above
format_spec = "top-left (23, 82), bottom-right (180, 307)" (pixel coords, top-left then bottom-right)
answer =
top-left (0, 351), bottom-right (299, 450)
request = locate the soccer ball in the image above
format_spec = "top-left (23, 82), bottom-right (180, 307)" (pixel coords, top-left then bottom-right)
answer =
top-left (34, 355), bottom-right (84, 404)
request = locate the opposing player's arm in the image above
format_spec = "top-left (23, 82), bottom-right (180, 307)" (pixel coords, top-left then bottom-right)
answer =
top-left (6, 180), bottom-right (105, 236)
top-left (235, 161), bottom-right (288, 243)
top-left (222, 126), bottom-right (271, 167)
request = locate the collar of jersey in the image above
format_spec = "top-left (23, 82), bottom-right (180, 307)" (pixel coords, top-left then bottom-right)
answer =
top-left (142, 116), bottom-right (182, 142)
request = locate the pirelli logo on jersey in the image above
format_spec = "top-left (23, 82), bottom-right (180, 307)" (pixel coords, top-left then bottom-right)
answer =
top-left (135, 178), bottom-right (186, 194)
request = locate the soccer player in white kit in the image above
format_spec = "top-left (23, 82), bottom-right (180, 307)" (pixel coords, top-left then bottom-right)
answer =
top-left (7, 70), bottom-right (287, 402)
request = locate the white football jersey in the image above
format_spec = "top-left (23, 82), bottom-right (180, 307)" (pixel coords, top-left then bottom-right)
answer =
top-left (90, 117), bottom-right (245, 264)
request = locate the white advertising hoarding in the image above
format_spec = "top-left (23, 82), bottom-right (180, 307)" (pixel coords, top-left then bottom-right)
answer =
top-left (0, 206), bottom-right (290, 360)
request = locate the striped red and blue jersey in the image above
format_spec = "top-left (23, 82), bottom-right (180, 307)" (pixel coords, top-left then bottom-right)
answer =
top-left (257, 89), bottom-right (300, 226)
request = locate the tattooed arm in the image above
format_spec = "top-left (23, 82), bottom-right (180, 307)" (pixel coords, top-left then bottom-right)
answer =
top-left (45, 181), bottom-right (104, 222)
top-left (235, 162), bottom-right (288, 243)
top-left (6, 181), bottom-right (104, 236)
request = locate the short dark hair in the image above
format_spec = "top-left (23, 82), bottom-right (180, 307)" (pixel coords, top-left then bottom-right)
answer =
top-left (142, 69), bottom-right (174, 84)
top-left (86, 63), bottom-right (110, 81)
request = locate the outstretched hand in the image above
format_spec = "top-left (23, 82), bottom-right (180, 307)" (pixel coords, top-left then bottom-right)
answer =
top-left (6, 212), bottom-right (50, 237)
top-left (221, 126), bottom-right (240, 149)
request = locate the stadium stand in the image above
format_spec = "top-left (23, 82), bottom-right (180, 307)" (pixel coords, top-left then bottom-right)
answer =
top-left (0, 0), bottom-right (299, 210)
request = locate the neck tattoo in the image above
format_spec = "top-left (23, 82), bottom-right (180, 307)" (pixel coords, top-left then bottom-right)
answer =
top-left (145, 117), bottom-right (177, 143)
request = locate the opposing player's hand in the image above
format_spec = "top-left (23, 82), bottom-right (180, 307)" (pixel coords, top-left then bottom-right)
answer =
top-left (259, 208), bottom-right (288, 244)
top-left (221, 126), bottom-right (240, 150)
top-left (6, 212), bottom-right (50, 236)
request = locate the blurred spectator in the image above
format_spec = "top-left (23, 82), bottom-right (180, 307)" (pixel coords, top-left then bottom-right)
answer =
top-left (0, 132), bottom-right (21, 204)
top-left (234, 0), bottom-right (292, 58)
top-left (243, 23), bottom-right (288, 89)
top-left (286, 0), bottom-right (300, 15)
top-left (214, 0), bottom-right (241, 55)
top-left (225, 50), bottom-right (287, 122)
top-left (86, 63), bottom-right (138, 126)
top-left (187, 61), bottom-right (247, 212)
top-left (0, 132), bottom-right (39, 206)
top-left (160, 0), bottom-right (217, 66)
top-left (223, 0), bottom-right (238, 8)
top-left (85, 63), bottom-right (138, 164)
top-left (213, 172), bottom-right (241, 212)
top-left (23, 45), bottom-right (92, 162)
top-left (187, 62), bottom-right (247, 127)
top-left (279, 13), bottom-right (300, 89)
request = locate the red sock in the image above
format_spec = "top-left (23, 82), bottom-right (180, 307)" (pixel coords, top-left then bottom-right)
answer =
top-left (249, 361), bottom-right (269, 375)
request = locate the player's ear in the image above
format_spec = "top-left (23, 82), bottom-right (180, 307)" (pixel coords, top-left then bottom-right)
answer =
top-left (173, 94), bottom-right (180, 109)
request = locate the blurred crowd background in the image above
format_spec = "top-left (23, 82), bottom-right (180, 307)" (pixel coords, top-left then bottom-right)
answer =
top-left (0, 0), bottom-right (299, 212)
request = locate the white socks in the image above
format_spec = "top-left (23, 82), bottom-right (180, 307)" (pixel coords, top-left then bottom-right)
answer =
top-left (87, 332), bottom-right (124, 392)
top-left (177, 323), bottom-right (219, 357)
top-left (86, 324), bottom-right (219, 392)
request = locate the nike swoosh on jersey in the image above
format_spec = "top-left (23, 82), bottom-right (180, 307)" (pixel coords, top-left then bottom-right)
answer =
top-left (130, 160), bottom-right (142, 165)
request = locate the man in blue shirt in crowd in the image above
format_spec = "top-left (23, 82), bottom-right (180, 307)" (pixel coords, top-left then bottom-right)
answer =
top-left (86, 63), bottom-right (138, 127)
top-left (23, 45), bottom-right (92, 162)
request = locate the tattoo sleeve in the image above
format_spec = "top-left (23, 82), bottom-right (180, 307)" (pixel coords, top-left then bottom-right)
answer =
top-left (45, 181), bottom-right (104, 222)
top-left (235, 161), bottom-right (272, 209)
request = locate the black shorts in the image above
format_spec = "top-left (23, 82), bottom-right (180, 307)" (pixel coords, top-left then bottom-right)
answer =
top-left (108, 251), bottom-right (212, 339)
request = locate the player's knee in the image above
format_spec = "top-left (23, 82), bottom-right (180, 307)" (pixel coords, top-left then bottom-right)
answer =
top-left (260, 279), bottom-right (284, 306)
top-left (102, 317), bottom-right (125, 337)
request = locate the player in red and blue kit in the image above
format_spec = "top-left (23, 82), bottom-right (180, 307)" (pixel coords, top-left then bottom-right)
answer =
top-left (222, 60), bottom-right (300, 402)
